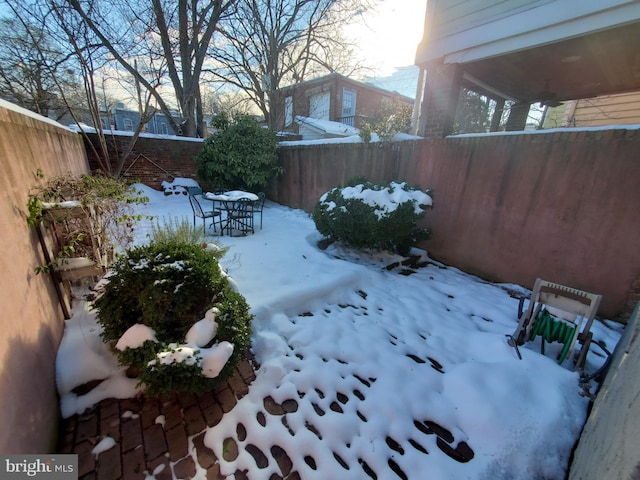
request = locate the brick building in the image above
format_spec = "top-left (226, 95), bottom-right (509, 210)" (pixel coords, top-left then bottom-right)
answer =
top-left (274, 73), bottom-right (413, 134)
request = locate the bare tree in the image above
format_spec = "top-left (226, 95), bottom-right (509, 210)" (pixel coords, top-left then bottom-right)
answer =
top-left (201, 85), bottom-right (257, 118)
top-left (0, 16), bottom-right (76, 117)
top-left (210, 0), bottom-right (377, 129)
top-left (2, 1), bottom-right (160, 176)
top-left (65, 0), bottom-right (236, 137)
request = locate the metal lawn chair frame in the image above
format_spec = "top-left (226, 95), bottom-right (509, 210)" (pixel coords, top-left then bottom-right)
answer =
top-left (512, 278), bottom-right (602, 369)
top-left (222, 198), bottom-right (255, 236)
top-left (251, 192), bottom-right (266, 229)
top-left (188, 193), bottom-right (222, 234)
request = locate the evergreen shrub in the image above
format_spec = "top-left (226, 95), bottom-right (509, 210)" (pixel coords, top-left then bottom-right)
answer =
top-left (313, 178), bottom-right (432, 255)
top-left (93, 241), bottom-right (253, 396)
top-left (196, 112), bottom-right (282, 192)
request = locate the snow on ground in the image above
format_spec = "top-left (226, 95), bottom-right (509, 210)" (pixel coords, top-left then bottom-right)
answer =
top-left (56, 184), bottom-right (622, 479)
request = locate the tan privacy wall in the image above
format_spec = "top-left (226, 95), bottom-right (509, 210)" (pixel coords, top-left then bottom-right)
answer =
top-left (0, 100), bottom-right (89, 452)
top-left (276, 129), bottom-right (640, 319)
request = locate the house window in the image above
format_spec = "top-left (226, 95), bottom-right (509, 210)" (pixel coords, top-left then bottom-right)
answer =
top-left (309, 92), bottom-right (330, 120)
top-left (123, 117), bottom-right (133, 131)
top-left (342, 88), bottom-right (356, 126)
top-left (159, 122), bottom-right (168, 135)
top-left (285, 96), bottom-right (293, 127)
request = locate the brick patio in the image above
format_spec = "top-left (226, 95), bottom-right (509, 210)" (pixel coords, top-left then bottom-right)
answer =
top-left (56, 356), bottom-right (271, 479)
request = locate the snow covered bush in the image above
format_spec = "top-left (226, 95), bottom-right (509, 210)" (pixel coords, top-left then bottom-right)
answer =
top-left (93, 241), bottom-right (252, 396)
top-left (313, 178), bottom-right (433, 255)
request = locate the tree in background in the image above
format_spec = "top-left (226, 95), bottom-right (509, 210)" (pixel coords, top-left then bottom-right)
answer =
top-left (453, 88), bottom-right (492, 134)
top-left (210, 0), bottom-right (376, 129)
top-left (0, 17), bottom-right (77, 118)
top-left (201, 85), bottom-right (257, 119)
top-left (65, 0), bottom-right (236, 138)
top-left (196, 113), bottom-right (281, 192)
top-left (359, 97), bottom-right (413, 142)
top-left (2, 1), bottom-right (161, 176)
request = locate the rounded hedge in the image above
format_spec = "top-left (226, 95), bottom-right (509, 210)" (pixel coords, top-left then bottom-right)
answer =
top-left (313, 179), bottom-right (432, 255)
top-left (93, 241), bottom-right (253, 396)
top-left (196, 113), bottom-right (282, 192)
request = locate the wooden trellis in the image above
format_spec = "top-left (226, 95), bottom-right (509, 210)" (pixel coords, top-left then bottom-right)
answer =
top-left (37, 202), bottom-right (107, 318)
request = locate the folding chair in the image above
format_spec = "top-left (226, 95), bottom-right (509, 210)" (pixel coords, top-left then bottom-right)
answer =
top-left (188, 193), bottom-right (222, 234)
top-left (222, 198), bottom-right (254, 236)
top-left (251, 192), bottom-right (266, 229)
top-left (512, 278), bottom-right (602, 369)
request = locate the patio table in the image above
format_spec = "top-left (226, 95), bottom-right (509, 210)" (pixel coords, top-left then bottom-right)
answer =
top-left (203, 191), bottom-right (259, 236)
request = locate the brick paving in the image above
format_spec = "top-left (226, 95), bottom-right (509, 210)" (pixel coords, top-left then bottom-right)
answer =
top-left (56, 356), bottom-right (262, 479)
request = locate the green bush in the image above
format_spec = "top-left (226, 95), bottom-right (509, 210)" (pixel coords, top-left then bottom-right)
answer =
top-left (313, 179), bottom-right (432, 255)
top-left (138, 344), bottom-right (210, 397)
top-left (93, 240), bottom-right (253, 396)
top-left (358, 99), bottom-right (413, 143)
top-left (196, 113), bottom-right (282, 192)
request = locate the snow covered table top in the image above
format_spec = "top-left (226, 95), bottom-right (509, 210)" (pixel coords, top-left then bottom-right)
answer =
top-left (203, 190), bottom-right (259, 201)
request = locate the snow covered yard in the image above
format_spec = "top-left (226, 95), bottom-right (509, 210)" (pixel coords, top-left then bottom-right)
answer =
top-left (56, 185), bottom-right (622, 479)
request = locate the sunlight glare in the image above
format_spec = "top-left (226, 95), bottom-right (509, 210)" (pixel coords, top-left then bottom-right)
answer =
top-left (345, 0), bottom-right (426, 76)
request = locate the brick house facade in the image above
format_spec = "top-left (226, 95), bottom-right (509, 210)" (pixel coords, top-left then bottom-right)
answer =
top-left (274, 73), bottom-right (413, 133)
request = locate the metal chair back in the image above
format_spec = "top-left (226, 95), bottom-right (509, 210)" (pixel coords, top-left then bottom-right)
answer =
top-left (188, 193), bottom-right (220, 234)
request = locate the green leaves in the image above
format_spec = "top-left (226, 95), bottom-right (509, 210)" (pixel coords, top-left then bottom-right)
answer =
top-left (313, 180), bottom-right (432, 256)
top-left (197, 113), bottom-right (282, 192)
top-left (94, 240), bottom-right (253, 396)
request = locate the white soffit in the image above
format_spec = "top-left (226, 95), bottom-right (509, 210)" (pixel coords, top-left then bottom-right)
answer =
top-left (428, 1), bottom-right (640, 65)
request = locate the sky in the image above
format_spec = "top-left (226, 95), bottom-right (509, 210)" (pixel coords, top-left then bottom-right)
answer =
top-left (346, 0), bottom-right (427, 76)
top-left (55, 180), bottom-right (622, 479)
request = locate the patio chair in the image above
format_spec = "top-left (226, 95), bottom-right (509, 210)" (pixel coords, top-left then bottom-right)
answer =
top-left (511, 278), bottom-right (602, 370)
top-left (188, 193), bottom-right (222, 234)
top-left (223, 198), bottom-right (254, 236)
top-left (251, 192), bottom-right (266, 229)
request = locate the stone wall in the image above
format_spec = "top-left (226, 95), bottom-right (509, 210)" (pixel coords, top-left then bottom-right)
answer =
top-left (0, 100), bottom-right (90, 452)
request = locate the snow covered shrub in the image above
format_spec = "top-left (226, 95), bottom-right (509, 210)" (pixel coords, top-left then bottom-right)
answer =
top-left (313, 179), bottom-right (433, 255)
top-left (93, 241), bottom-right (253, 395)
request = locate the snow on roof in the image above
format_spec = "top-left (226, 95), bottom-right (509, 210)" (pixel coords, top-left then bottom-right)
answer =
top-left (281, 72), bottom-right (414, 102)
top-left (294, 116), bottom-right (360, 137)
top-left (279, 131), bottom-right (423, 146)
top-left (366, 66), bottom-right (420, 100)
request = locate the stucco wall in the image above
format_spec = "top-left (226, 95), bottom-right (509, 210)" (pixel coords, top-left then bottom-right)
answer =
top-left (276, 128), bottom-right (640, 319)
top-left (0, 100), bottom-right (89, 452)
